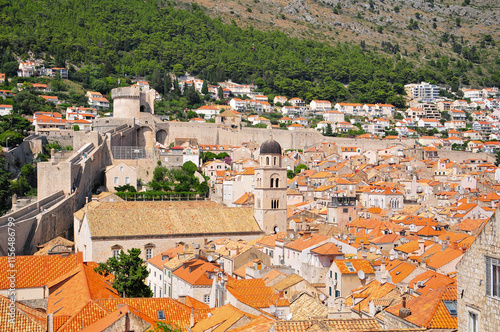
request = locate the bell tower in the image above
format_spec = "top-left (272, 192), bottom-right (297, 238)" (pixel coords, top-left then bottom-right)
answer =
top-left (254, 139), bottom-right (287, 234)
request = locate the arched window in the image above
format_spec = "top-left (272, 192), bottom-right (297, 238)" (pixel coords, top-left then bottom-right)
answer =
top-left (266, 157), bottom-right (270, 165)
top-left (274, 157), bottom-right (277, 165)
top-left (271, 199), bottom-right (279, 209)
top-left (275, 178), bottom-right (279, 188)
top-left (270, 178), bottom-right (274, 188)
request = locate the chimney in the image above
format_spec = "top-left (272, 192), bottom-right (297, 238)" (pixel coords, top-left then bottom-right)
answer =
top-left (399, 296), bottom-right (411, 319)
top-left (362, 252), bottom-right (368, 260)
top-left (380, 259), bottom-right (386, 273)
top-left (452, 240), bottom-right (458, 250)
top-left (418, 239), bottom-right (425, 255)
top-left (389, 249), bottom-right (395, 261)
top-left (47, 314), bottom-right (54, 332)
top-left (76, 251), bottom-right (84, 264)
top-left (190, 308), bottom-right (195, 328)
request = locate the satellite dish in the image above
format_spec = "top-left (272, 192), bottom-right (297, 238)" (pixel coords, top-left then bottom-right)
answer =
top-left (286, 313), bottom-right (293, 320)
top-left (358, 270), bottom-right (366, 280)
top-left (207, 255), bottom-right (213, 262)
top-left (269, 305), bottom-right (276, 313)
top-left (290, 233), bottom-right (295, 239)
top-left (274, 226), bottom-right (280, 234)
top-left (319, 294), bottom-right (326, 301)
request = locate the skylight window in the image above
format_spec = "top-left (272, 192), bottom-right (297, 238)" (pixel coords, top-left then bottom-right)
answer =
top-left (157, 310), bottom-right (166, 320)
top-left (345, 262), bottom-right (356, 272)
top-left (444, 301), bottom-right (457, 317)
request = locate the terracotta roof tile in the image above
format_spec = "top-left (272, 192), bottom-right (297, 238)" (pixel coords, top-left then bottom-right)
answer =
top-left (289, 293), bottom-right (328, 320)
top-left (226, 279), bottom-right (289, 308)
top-left (96, 298), bottom-right (209, 331)
top-left (0, 254), bottom-right (80, 289)
top-left (274, 318), bottom-right (380, 331)
top-left (284, 234), bottom-right (329, 252)
top-left (385, 285), bottom-right (457, 329)
top-left (335, 259), bottom-right (374, 275)
top-left (173, 259), bottom-right (220, 286)
top-left (0, 295), bottom-right (46, 332)
top-left (310, 242), bottom-right (342, 255)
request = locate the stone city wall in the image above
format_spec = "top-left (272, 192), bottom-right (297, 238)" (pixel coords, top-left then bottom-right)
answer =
top-left (157, 122), bottom-right (416, 151)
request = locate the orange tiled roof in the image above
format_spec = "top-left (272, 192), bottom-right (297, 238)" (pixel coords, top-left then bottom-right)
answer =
top-left (409, 271), bottom-right (456, 295)
top-left (0, 295), bottom-right (46, 332)
top-left (335, 259), bottom-right (374, 275)
top-left (388, 261), bottom-right (418, 284)
top-left (426, 248), bottom-right (463, 269)
top-left (226, 278), bottom-right (289, 308)
top-left (80, 304), bottom-right (156, 332)
top-left (0, 254), bottom-right (80, 289)
top-left (310, 242), bottom-right (342, 256)
top-left (233, 192), bottom-right (254, 205)
top-left (192, 304), bottom-right (256, 332)
top-left (96, 298), bottom-right (210, 331)
top-left (173, 259), bottom-right (220, 286)
top-left (394, 240), bottom-right (434, 254)
top-left (47, 262), bottom-right (119, 318)
top-left (274, 318), bottom-right (380, 332)
top-left (284, 234), bottom-right (329, 252)
top-left (385, 285), bottom-right (457, 329)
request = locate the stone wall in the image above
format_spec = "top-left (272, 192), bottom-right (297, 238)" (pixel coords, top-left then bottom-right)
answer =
top-left (457, 212), bottom-right (500, 332)
top-left (41, 130), bottom-right (74, 148)
top-left (156, 121), bottom-right (416, 151)
top-left (88, 233), bottom-right (264, 263)
top-left (3, 136), bottom-right (45, 174)
top-left (383, 312), bottom-right (420, 330)
top-left (438, 149), bottom-right (495, 163)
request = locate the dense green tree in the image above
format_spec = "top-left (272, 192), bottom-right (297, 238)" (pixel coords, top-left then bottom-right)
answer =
top-left (0, 0), bottom-right (496, 102)
top-left (20, 164), bottom-right (36, 187)
top-left (182, 161), bottom-right (197, 174)
top-left (114, 184), bottom-right (137, 192)
top-left (294, 164), bottom-right (308, 174)
top-left (0, 130), bottom-right (24, 147)
top-left (0, 154), bottom-right (12, 214)
top-left (201, 80), bottom-right (208, 95)
top-left (154, 322), bottom-right (181, 332)
top-left (324, 123), bottom-right (333, 136)
top-left (95, 248), bottom-right (153, 298)
top-left (10, 176), bottom-right (30, 196)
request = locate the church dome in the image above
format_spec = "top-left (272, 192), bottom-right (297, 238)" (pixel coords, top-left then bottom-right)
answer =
top-left (260, 139), bottom-right (282, 155)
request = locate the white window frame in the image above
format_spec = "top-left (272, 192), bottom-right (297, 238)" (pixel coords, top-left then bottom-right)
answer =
top-left (486, 256), bottom-right (500, 298)
top-left (466, 305), bottom-right (480, 332)
top-left (204, 295), bottom-right (210, 303)
top-left (146, 248), bottom-right (153, 260)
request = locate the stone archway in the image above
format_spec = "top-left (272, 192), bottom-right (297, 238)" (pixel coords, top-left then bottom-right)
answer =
top-left (156, 129), bottom-right (168, 145)
top-left (137, 126), bottom-right (154, 147)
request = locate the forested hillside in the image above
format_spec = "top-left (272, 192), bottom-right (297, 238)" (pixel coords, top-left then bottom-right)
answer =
top-left (0, 0), bottom-right (498, 105)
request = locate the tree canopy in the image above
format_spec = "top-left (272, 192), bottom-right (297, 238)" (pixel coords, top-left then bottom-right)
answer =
top-left (95, 248), bottom-right (153, 298)
top-left (1, 0), bottom-right (496, 105)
